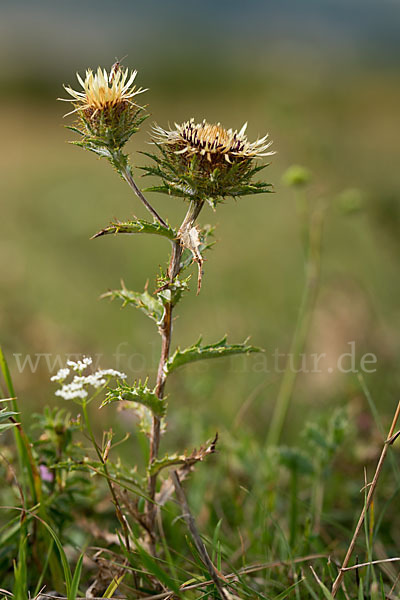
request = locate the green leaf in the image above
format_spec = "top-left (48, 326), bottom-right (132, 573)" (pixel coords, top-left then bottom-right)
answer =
top-left (148, 433), bottom-right (217, 476)
top-left (65, 125), bottom-right (85, 137)
top-left (51, 458), bottom-right (148, 499)
top-left (92, 218), bottom-right (176, 241)
top-left (0, 422), bottom-right (19, 433)
top-left (70, 554), bottom-right (84, 600)
top-left (0, 407), bottom-right (20, 440)
top-left (0, 408), bottom-right (19, 421)
top-left (165, 336), bottom-right (263, 375)
top-left (102, 380), bottom-right (166, 418)
top-left (0, 346), bottom-right (16, 400)
top-left (102, 573), bottom-right (125, 598)
top-left (0, 409), bottom-right (19, 417)
top-left (358, 578), bottom-right (364, 600)
top-left (71, 140), bottom-right (112, 159)
top-left (309, 567), bottom-right (335, 600)
top-left (103, 283), bottom-right (165, 324)
top-left (13, 535), bottom-right (28, 600)
top-left (273, 579), bottom-right (305, 600)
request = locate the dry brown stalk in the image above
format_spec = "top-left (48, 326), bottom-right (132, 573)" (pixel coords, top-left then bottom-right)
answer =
top-left (331, 399), bottom-right (400, 597)
top-left (171, 470), bottom-right (229, 600)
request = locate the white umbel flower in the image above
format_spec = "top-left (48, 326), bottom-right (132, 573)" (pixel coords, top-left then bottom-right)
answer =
top-left (50, 367), bottom-right (70, 382)
top-left (67, 357), bottom-right (93, 372)
top-left (51, 357), bottom-right (127, 403)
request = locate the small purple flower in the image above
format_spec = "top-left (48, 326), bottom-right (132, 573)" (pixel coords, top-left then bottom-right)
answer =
top-left (39, 464), bottom-right (54, 483)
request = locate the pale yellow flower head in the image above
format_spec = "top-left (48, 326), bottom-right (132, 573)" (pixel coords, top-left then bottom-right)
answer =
top-left (60, 64), bottom-right (147, 150)
top-left (61, 66), bottom-right (146, 116)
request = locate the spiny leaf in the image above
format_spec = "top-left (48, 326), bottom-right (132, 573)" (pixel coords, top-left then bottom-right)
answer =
top-left (141, 142), bottom-right (274, 205)
top-left (165, 336), bottom-right (263, 375)
top-left (102, 282), bottom-right (165, 324)
top-left (149, 433), bottom-right (218, 476)
top-left (71, 141), bottom-right (112, 159)
top-left (91, 218), bottom-right (176, 241)
top-left (69, 106), bottom-right (147, 154)
top-left (156, 274), bottom-right (191, 307)
top-left (52, 458), bottom-right (148, 497)
top-left (0, 409), bottom-right (19, 421)
top-left (65, 125), bottom-right (85, 137)
top-left (0, 422), bottom-right (20, 433)
top-left (102, 380), bottom-right (166, 418)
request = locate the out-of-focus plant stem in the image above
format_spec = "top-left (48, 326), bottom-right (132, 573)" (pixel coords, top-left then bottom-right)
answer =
top-left (81, 398), bottom-right (130, 551)
top-left (267, 199), bottom-right (326, 447)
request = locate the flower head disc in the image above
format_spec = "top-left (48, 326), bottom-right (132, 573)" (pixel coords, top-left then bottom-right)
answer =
top-left (60, 65), bottom-right (148, 150)
top-left (153, 119), bottom-right (274, 163)
top-left (146, 119), bottom-right (274, 206)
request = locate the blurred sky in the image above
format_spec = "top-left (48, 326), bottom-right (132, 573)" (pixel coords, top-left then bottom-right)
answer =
top-left (1, 0), bottom-right (400, 89)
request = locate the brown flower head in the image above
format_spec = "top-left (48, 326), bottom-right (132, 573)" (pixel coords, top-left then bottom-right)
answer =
top-left (145, 119), bottom-right (274, 206)
top-left (153, 119), bottom-right (274, 163)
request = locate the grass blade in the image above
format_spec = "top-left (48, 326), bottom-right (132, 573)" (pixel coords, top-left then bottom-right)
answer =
top-left (70, 553), bottom-right (84, 600)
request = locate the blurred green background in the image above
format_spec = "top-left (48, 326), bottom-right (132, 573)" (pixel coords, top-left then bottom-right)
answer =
top-left (1, 0), bottom-right (400, 445)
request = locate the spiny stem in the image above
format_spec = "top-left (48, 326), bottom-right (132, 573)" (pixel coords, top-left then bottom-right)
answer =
top-left (145, 200), bottom-right (204, 551)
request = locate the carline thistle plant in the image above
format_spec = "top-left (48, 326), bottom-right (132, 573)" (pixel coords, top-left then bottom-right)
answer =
top-left (59, 61), bottom-right (275, 565)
